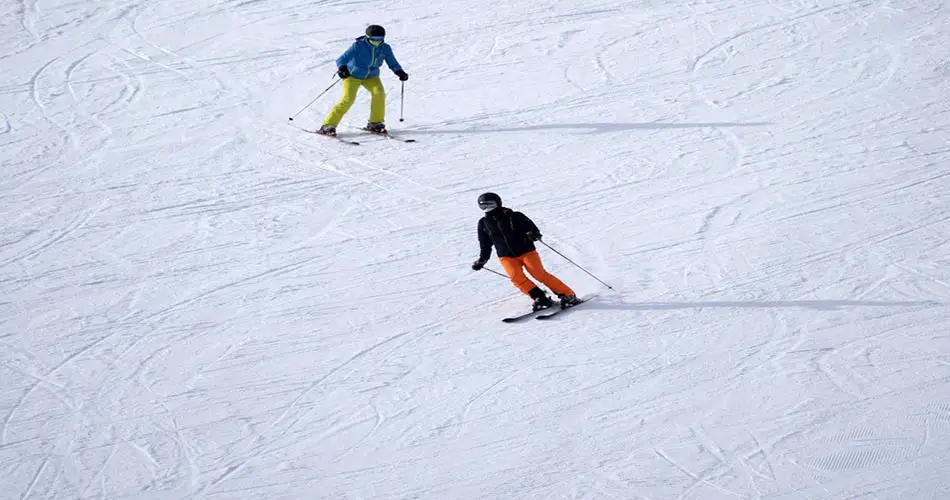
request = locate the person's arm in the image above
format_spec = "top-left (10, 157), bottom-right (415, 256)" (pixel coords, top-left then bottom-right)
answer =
top-left (385, 45), bottom-right (408, 80)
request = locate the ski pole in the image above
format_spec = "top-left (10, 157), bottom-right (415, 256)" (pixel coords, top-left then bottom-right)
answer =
top-left (288, 77), bottom-right (341, 121)
top-left (483, 267), bottom-right (508, 279)
top-left (538, 239), bottom-right (615, 290)
top-left (399, 80), bottom-right (405, 122)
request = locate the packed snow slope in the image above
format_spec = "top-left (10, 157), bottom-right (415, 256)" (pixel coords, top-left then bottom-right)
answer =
top-left (3, 0), bottom-right (950, 498)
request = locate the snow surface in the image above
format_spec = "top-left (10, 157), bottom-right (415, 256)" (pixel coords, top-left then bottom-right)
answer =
top-left (2, 0), bottom-right (950, 498)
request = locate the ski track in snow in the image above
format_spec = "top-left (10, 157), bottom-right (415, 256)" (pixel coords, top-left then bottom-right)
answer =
top-left (1, 0), bottom-right (949, 498)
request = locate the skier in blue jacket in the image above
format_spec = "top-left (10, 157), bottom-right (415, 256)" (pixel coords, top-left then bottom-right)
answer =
top-left (318, 25), bottom-right (408, 136)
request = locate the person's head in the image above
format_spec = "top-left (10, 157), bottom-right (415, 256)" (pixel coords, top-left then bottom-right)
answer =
top-left (365, 25), bottom-right (385, 46)
top-left (478, 192), bottom-right (502, 212)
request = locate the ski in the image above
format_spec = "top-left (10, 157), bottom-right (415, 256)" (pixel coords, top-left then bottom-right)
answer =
top-left (502, 306), bottom-right (555, 323)
top-left (308, 130), bottom-right (360, 145)
top-left (359, 127), bottom-right (416, 143)
top-left (503, 295), bottom-right (596, 323)
top-left (536, 298), bottom-right (591, 320)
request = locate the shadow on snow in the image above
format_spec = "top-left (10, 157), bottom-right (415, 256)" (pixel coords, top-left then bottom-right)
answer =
top-left (582, 299), bottom-right (940, 312)
top-left (408, 122), bottom-right (772, 135)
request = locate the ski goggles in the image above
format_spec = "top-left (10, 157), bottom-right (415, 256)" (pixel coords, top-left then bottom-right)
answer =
top-left (368, 36), bottom-right (384, 45)
top-left (478, 200), bottom-right (499, 211)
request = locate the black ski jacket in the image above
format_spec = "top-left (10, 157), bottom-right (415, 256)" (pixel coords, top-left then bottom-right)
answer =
top-left (477, 207), bottom-right (540, 261)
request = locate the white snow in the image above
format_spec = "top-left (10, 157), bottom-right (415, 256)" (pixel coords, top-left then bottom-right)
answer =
top-left (2, 0), bottom-right (950, 498)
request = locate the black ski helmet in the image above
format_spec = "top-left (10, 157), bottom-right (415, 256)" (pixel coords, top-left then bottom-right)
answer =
top-left (365, 25), bottom-right (386, 38)
top-left (478, 192), bottom-right (502, 211)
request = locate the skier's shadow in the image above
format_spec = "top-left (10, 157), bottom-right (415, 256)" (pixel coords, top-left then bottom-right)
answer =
top-left (408, 122), bottom-right (771, 135)
top-left (581, 299), bottom-right (940, 312)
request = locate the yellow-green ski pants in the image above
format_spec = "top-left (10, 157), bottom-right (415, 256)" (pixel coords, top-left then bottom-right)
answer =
top-left (322, 76), bottom-right (385, 127)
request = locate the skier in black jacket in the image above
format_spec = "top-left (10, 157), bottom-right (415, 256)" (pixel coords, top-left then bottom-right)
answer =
top-left (471, 193), bottom-right (580, 311)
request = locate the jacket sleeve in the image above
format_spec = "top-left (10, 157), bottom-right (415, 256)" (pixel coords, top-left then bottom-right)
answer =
top-left (383, 45), bottom-right (403, 72)
top-left (335, 43), bottom-right (358, 67)
top-left (477, 219), bottom-right (493, 262)
top-left (512, 211), bottom-right (540, 236)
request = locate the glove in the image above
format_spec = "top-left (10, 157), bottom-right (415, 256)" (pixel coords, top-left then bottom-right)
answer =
top-left (337, 66), bottom-right (351, 79)
top-left (526, 231), bottom-right (542, 241)
top-left (394, 69), bottom-right (409, 81)
top-left (471, 259), bottom-right (486, 271)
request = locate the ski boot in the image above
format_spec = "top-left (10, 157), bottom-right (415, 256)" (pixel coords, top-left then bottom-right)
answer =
top-left (317, 125), bottom-right (336, 136)
top-left (364, 121), bottom-right (387, 134)
top-left (529, 287), bottom-right (555, 312)
top-left (558, 294), bottom-right (581, 309)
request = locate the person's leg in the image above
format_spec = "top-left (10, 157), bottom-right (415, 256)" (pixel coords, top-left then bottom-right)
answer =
top-left (522, 251), bottom-right (575, 296)
top-left (322, 78), bottom-right (362, 127)
top-left (503, 254), bottom-right (556, 310)
top-left (361, 77), bottom-right (386, 125)
top-left (499, 256), bottom-right (536, 295)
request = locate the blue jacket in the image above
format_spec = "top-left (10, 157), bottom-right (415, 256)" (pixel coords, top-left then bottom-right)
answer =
top-left (336, 36), bottom-right (403, 79)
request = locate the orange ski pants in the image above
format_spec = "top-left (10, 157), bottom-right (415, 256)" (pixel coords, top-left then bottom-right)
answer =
top-left (499, 250), bottom-right (575, 296)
